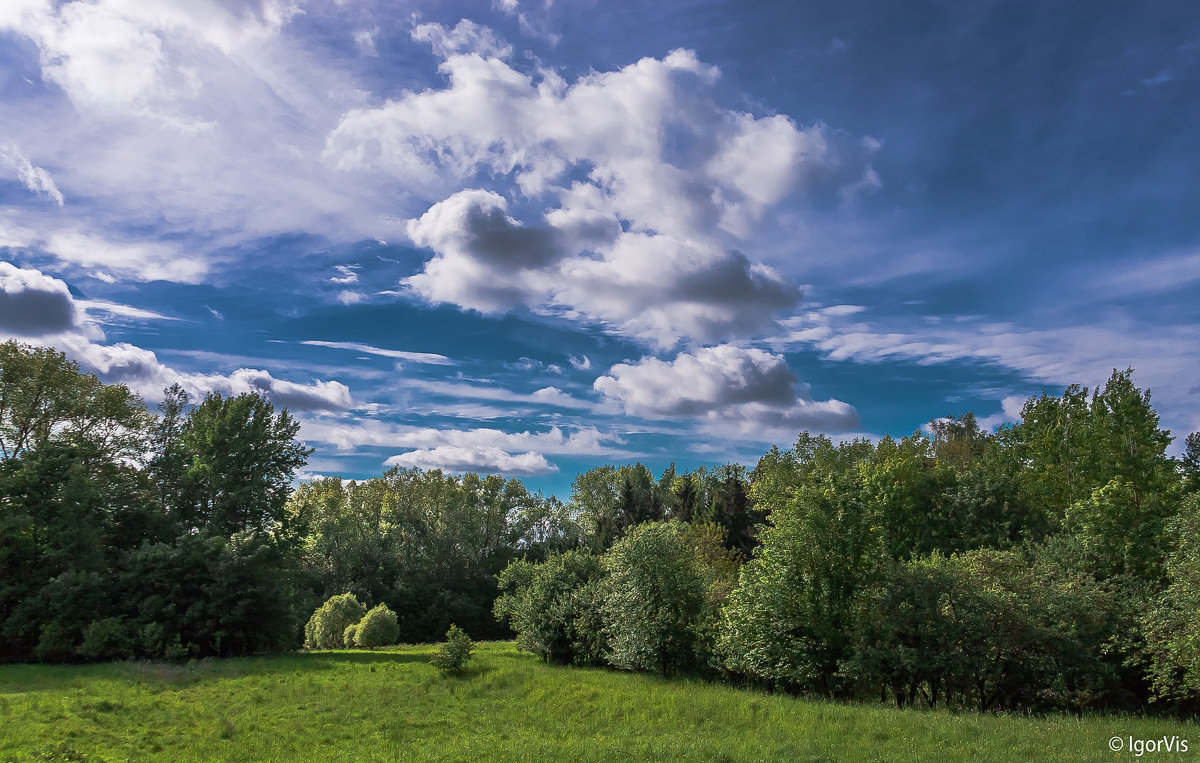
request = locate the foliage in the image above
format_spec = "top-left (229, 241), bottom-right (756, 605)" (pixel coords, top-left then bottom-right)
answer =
top-left (430, 624), bottom-right (475, 674)
top-left (170, 390), bottom-right (312, 540)
top-left (722, 435), bottom-right (882, 695)
top-left (304, 593), bottom-right (367, 650)
top-left (290, 468), bottom-right (566, 642)
top-left (494, 551), bottom-right (606, 665)
top-left (1144, 494), bottom-right (1200, 703)
top-left (600, 521), bottom-right (707, 675)
top-left (120, 531), bottom-right (300, 659)
top-left (845, 550), bottom-right (1119, 712)
top-left (354, 604), bottom-right (399, 649)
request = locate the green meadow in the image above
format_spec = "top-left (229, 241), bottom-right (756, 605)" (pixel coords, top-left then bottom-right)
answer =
top-left (0, 642), bottom-right (1193, 762)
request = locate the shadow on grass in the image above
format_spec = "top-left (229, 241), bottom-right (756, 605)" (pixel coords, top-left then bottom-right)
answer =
top-left (297, 650), bottom-right (433, 667)
top-left (0, 645), bottom-right (521, 692)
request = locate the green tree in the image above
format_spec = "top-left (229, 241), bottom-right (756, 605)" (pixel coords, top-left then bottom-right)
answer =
top-left (721, 434), bottom-right (882, 695)
top-left (601, 521), bottom-right (707, 675)
top-left (1182, 432), bottom-right (1200, 496)
top-left (173, 391), bottom-right (312, 540)
top-left (846, 550), bottom-right (1117, 712)
top-left (1144, 494), bottom-right (1200, 703)
top-left (430, 624), bottom-right (475, 674)
top-left (0, 342), bottom-right (160, 662)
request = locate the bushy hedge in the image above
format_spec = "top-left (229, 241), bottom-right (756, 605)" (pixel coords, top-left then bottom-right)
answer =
top-left (493, 551), bottom-right (605, 666)
top-left (354, 604), bottom-right (399, 649)
top-left (304, 593), bottom-right (366, 650)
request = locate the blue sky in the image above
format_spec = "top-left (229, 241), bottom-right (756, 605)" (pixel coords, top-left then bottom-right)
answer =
top-left (1, 0), bottom-right (1197, 498)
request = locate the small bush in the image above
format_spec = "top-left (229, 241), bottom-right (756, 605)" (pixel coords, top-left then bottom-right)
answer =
top-left (304, 593), bottom-right (366, 649)
top-left (430, 624), bottom-right (475, 674)
top-left (354, 604), bottom-right (399, 649)
top-left (79, 618), bottom-right (134, 661)
top-left (343, 623), bottom-right (358, 648)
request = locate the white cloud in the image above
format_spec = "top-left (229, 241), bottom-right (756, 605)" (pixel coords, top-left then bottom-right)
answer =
top-left (385, 446), bottom-right (555, 476)
top-left (408, 377), bottom-right (592, 409)
top-left (0, 0), bottom-right (409, 280)
top-left (63, 336), bottom-right (354, 411)
top-left (776, 309), bottom-right (1200, 440)
top-left (42, 230), bottom-right (207, 283)
top-left (0, 142), bottom-right (64, 205)
top-left (330, 264), bottom-right (359, 284)
top-left (410, 19), bottom-right (511, 59)
top-left (296, 418), bottom-right (622, 457)
top-left (0, 265), bottom-right (353, 412)
top-left (300, 340), bottom-right (454, 365)
top-left (353, 26), bottom-right (379, 57)
top-left (594, 345), bottom-right (860, 434)
top-left (76, 299), bottom-right (179, 322)
top-left (326, 29), bottom-right (877, 346)
top-left (568, 354), bottom-right (591, 371)
top-left (0, 261), bottom-right (81, 335)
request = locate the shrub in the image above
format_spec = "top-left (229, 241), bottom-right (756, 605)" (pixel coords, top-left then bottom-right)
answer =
top-left (304, 593), bottom-right (366, 649)
top-left (354, 604), bottom-right (399, 649)
top-left (343, 623), bottom-right (358, 648)
top-left (79, 618), bottom-right (134, 661)
top-left (494, 551), bottom-right (607, 666)
top-left (430, 624), bottom-right (475, 674)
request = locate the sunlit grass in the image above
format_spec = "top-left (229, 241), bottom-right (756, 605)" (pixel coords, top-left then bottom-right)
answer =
top-left (0, 642), bottom-right (1194, 761)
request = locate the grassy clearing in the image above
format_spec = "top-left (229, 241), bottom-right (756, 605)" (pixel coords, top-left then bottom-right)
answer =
top-left (0, 642), bottom-right (1194, 761)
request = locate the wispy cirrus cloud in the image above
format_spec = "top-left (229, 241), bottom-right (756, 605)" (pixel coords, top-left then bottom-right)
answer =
top-left (300, 340), bottom-right (455, 366)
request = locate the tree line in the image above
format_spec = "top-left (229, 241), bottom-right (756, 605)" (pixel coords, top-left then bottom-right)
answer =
top-left (3, 339), bottom-right (1199, 714)
top-left (496, 370), bottom-right (1200, 714)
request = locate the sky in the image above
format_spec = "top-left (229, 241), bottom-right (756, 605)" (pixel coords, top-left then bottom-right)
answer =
top-left (1, 0), bottom-right (1198, 498)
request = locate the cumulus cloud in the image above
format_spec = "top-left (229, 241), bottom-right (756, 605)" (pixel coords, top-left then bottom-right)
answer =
top-left (63, 337), bottom-right (354, 411)
top-left (0, 261), bottom-right (81, 335)
top-left (327, 26), bottom-right (877, 346)
top-left (296, 419), bottom-right (621, 456)
top-left (385, 446), bottom-right (555, 476)
top-left (0, 268), bottom-right (353, 412)
top-left (594, 345), bottom-right (860, 434)
top-left (300, 417), bottom-right (625, 475)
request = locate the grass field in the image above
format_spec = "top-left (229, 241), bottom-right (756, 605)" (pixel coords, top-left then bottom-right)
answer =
top-left (0, 642), bottom-right (1195, 761)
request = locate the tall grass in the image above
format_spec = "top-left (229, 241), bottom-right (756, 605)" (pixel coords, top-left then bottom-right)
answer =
top-left (0, 642), bottom-right (1193, 761)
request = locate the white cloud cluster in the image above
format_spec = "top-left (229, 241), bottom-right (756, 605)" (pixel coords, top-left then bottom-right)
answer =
top-left (297, 418), bottom-right (625, 476)
top-left (0, 261), bottom-right (82, 335)
top-left (63, 338), bottom-right (353, 411)
top-left (386, 446), bottom-right (555, 476)
top-left (0, 0), bottom-right (406, 280)
top-left (0, 262), bottom-right (352, 411)
top-left (327, 25), bottom-right (878, 345)
top-left (594, 345), bottom-right (860, 435)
